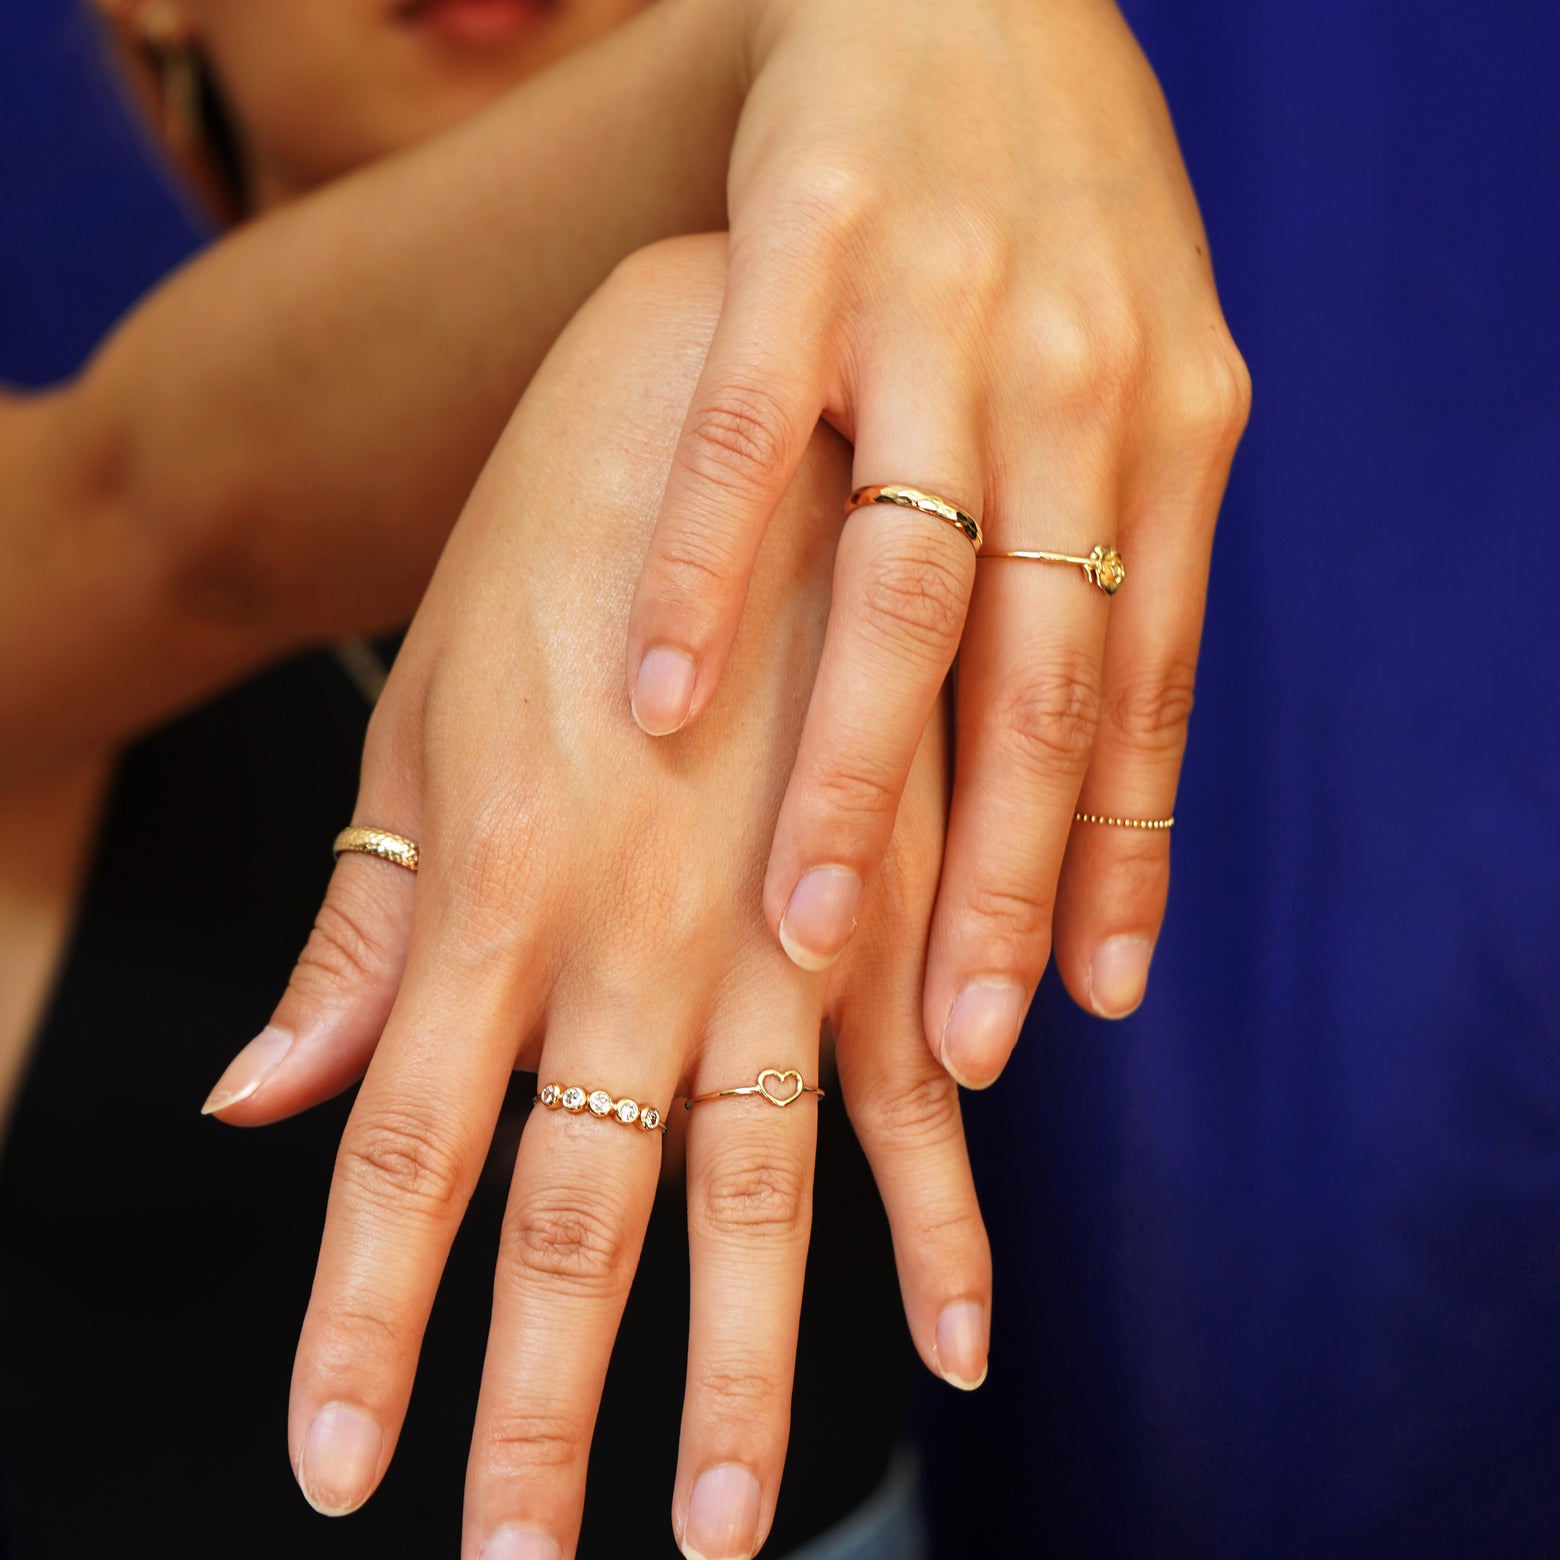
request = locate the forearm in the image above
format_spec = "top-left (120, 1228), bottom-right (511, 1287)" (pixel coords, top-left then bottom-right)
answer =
top-left (0, 0), bottom-right (740, 781)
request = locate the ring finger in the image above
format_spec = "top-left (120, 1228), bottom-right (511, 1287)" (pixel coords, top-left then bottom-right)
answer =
top-left (922, 457), bottom-right (1115, 1086)
top-left (674, 979), bottom-right (822, 1560)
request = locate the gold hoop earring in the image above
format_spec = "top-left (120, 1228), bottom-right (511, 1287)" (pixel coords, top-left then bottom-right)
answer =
top-left (160, 45), bottom-right (201, 155)
top-left (138, 1), bottom-right (202, 155)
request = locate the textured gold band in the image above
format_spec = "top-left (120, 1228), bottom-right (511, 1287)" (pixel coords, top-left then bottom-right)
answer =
top-left (684, 1068), bottom-right (825, 1111)
top-left (845, 484), bottom-right (982, 552)
top-left (1074, 811), bottom-right (1175, 831)
top-left (536, 1082), bottom-right (667, 1134)
top-left (984, 544), bottom-right (1126, 594)
top-left (332, 826), bottom-right (420, 872)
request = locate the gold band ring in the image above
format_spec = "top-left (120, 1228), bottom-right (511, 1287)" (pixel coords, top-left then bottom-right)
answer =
top-left (684, 1068), bottom-right (825, 1111)
top-left (984, 544), bottom-right (1126, 595)
top-left (333, 825), bottom-right (420, 872)
top-left (845, 484), bottom-right (982, 552)
top-left (1074, 811), bottom-right (1174, 831)
top-left (536, 1082), bottom-right (667, 1134)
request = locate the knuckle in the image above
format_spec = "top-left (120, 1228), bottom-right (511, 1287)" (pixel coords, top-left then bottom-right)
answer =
top-left (677, 380), bottom-right (796, 502)
top-left (306, 1300), bottom-right (411, 1377)
top-left (479, 1407), bottom-right (584, 1479)
top-left (756, 161), bottom-right (873, 258)
top-left (959, 878), bottom-right (1055, 952)
top-left (993, 657), bottom-right (1103, 778)
top-left (804, 750), bottom-right (902, 830)
top-left (855, 535), bottom-right (971, 660)
top-left (508, 1190), bottom-right (632, 1298)
top-left (424, 787), bottom-right (545, 965)
top-left (1098, 832), bottom-right (1171, 902)
top-left (337, 1107), bottom-right (468, 1223)
top-left (294, 887), bottom-right (396, 995)
top-left (1174, 334), bottom-right (1253, 451)
top-left (856, 1068), bottom-right (963, 1153)
top-left (695, 1155), bottom-right (809, 1241)
top-left (1030, 292), bottom-right (1146, 421)
top-left (694, 1359), bottom-right (788, 1426)
top-left (650, 514), bottom-right (746, 608)
top-left (1105, 656), bottom-right (1199, 754)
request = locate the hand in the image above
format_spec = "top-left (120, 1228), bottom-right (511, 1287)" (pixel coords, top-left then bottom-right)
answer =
top-left (203, 237), bottom-right (989, 1559)
top-left (625, 0), bottom-right (1251, 1083)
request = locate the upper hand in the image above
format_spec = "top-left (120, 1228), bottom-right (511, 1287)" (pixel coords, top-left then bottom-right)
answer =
top-left (625, 0), bottom-right (1251, 1081)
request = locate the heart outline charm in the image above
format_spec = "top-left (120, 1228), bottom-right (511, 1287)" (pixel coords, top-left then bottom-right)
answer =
top-left (757, 1068), bottom-right (805, 1107)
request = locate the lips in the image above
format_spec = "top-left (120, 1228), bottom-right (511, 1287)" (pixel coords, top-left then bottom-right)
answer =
top-left (396, 0), bottom-right (549, 48)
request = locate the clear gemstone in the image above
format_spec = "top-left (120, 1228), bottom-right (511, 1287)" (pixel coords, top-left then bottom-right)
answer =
top-left (640, 1107), bottom-right (661, 1131)
top-left (561, 1086), bottom-right (585, 1112)
top-left (616, 1099), bottom-right (639, 1124)
top-left (587, 1090), bottom-right (612, 1116)
top-left (540, 1083), bottom-right (560, 1107)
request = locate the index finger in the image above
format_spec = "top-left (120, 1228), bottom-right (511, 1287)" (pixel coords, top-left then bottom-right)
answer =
top-left (288, 852), bottom-right (547, 1517)
top-left (625, 242), bottom-right (832, 737)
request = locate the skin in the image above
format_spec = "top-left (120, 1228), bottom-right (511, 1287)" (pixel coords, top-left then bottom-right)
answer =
top-left (2, 0), bottom-right (738, 785)
top-left (132, 0), bottom-right (655, 210)
top-left (7, 0), bottom-right (1250, 1070)
top-left (8, 6), bottom-right (994, 1550)
top-left (625, 0), bottom-right (1251, 1066)
top-left (3, 0), bottom-right (1244, 1547)
top-left (209, 235), bottom-right (988, 1560)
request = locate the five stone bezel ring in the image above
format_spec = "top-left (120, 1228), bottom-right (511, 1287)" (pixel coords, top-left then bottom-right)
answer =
top-left (535, 1082), bottom-right (666, 1134)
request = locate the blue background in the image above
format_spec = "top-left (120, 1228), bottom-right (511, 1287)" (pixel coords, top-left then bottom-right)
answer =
top-left (4, 2), bottom-right (1558, 1556)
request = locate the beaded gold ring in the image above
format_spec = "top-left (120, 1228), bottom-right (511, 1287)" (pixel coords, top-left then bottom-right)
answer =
top-left (1073, 811), bottom-right (1174, 831)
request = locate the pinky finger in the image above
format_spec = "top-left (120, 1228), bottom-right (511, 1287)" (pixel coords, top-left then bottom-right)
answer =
top-left (834, 889), bottom-right (991, 1387)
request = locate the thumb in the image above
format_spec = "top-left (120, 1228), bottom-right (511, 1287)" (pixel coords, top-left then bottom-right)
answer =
top-left (201, 836), bottom-right (417, 1125)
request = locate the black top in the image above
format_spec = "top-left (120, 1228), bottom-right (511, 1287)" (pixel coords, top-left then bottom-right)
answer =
top-left (0, 651), bottom-right (903, 1557)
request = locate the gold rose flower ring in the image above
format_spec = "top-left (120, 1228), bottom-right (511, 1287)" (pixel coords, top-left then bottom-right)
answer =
top-left (983, 542), bottom-right (1126, 594)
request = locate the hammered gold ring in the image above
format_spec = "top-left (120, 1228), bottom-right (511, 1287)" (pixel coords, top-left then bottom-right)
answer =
top-left (536, 1082), bottom-right (667, 1134)
top-left (983, 543), bottom-right (1126, 595)
top-left (845, 484), bottom-right (982, 552)
top-left (332, 825), bottom-right (420, 872)
top-left (684, 1068), bottom-right (826, 1111)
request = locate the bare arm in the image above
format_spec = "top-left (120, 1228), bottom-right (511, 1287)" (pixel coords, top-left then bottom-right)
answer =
top-left (0, 0), bottom-right (739, 783)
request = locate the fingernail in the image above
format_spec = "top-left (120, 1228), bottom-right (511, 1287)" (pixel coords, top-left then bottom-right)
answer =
top-left (631, 646), bottom-right (696, 736)
top-left (297, 1402), bottom-right (382, 1516)
top-left (481, 1526), bottom-right (563, 1560)
top-left (935, 1301), bottom-right (989, 1391)
top-left (1088, 935), bottom-right (1154, 1019)
top-left (201, 1025), bottom-right (293, 1114)
top-left (682, 1464), bottom-right (761, 1560)
top-left (939, 980), bottom-right (1027, 1088)
top-left (778, 865), bottom-right (862, 971)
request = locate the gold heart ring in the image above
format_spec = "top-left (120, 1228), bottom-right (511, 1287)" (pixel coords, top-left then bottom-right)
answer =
top-left (684, 1068), bottom-right (825, 1112)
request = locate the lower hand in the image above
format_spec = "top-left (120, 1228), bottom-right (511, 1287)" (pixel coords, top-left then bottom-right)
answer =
top-left (203, 237), bottom-right (989, 1559)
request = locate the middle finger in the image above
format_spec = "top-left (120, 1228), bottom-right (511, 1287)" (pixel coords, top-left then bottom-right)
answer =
top-left (464, 1002), bottom-right (678, 1560)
